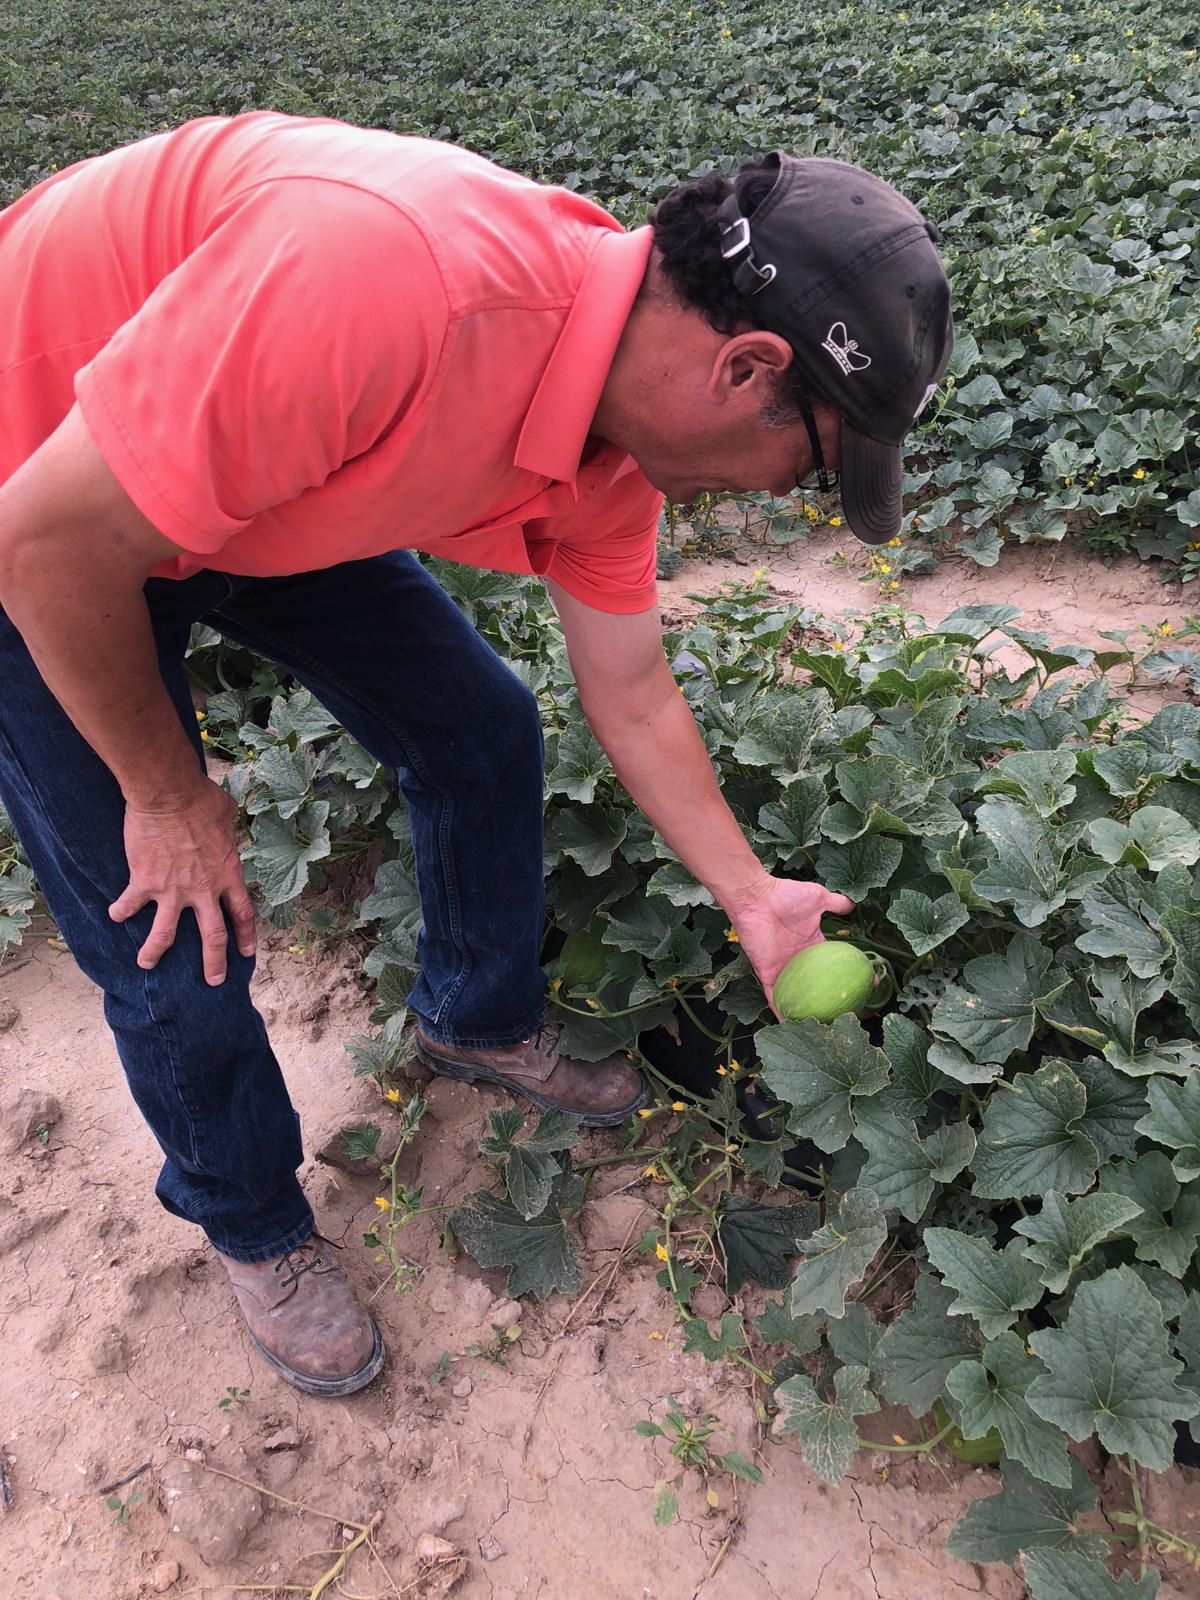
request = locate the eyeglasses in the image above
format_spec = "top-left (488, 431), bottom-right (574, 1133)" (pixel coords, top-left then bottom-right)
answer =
top-left (795, 395), bottom-right (840, 495)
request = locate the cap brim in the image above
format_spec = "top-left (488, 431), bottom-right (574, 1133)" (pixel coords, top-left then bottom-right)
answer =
top-left (841, 425), bottom-right (902, 545)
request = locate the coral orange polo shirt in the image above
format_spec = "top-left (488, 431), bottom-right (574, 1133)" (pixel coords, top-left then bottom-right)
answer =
top-left (0, 112), bottom-right (662, 614)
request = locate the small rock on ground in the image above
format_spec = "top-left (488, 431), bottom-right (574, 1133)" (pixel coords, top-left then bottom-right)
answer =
top-left (151, 1559), bottom-right (181, 1592)
top-left (1, 1088), bottom-right (62, 1155)
top-left (158, 1453), bottom-right (263, 1565)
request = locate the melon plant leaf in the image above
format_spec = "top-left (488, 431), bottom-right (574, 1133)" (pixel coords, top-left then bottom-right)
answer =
top-left (772, 1363), bottom-right (879, 1486)
top-left (1027, 1267), bottom-right (1200, 1469)
top-left (717, 1195), bottom-right (820, 1294)
top-left (503, 1146), bottom-right (561, 1220)
top-left (975, 751), bottom-right (1078, 818)
top-left (518, 1108), bottom-right (583, 1157)
top-left (855, 1105), bottom-right (974, 1222)
top-left (243, 801), bottom-right (332, 906)
top-left (1070, 1056), bottom-right (1148, 1164)
top-left (971, 800), bottom-right (1070, 926)
top-left (878, 1013), bottom-right (957, 1119)
top-left (930, 933), bottom-right (1055, 1065)
top-left (924, 1230), bottom-right (1045, 1339)
top-left (945, 1332), bottom-right (1072, 1488)
top-left (1127, 805), bottom-right (1200, 871)
top-left (1164, 907), bottom-right (1200, 1033)
top-left (814, 834), bottom-right (905, 901)
top-left (971, 1061), bottom-right (1098, 1200)
top-left (826, 1301), bottom-right (885, 1370)
top-left (886, 888), bottom-right (969, 957)
top-left (450, 1188), bottom-right (582, 1301)
top-left (756, 1016), bottom-right (890, 1153)
top-left (1177, 1293), bottom-right (1200, 1412)
top-left (788, 1187), bottom-right (887, 1320)
top-left (945, 1458), bottom-right (1104, 1565)
top-left (546, 723), bottom-right (610, 805)
top-left (1134, 1073), bottom-right (1200, 1182)
top-left (1012, 1191), bottom-right (1145, 1294)
top-left (874, 1272), bottom-right (983, 1414)
top-left (732, 690), bottom-right (834, 778)
top-left (755, 1300), bottom-right (823, 1355)
top-left (1022, 1550), bottom-right (1160, 1600)
top-left (544, 804), bottom-right (628, 877)
top-left (757, 775), bottom-right (828, 862)
top-left (1075, 868), bottom-right (1171, 978)
top-left (249, 743), bottom-right (316, 819)
top-left (1100, 1153), bottom-right (1200, 1277)
top-left (681, 1313), bottom-right (746, 1362)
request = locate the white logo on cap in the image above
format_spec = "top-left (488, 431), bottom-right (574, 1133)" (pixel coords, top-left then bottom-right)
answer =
top-left (822, 322), bottom-right (872, 375)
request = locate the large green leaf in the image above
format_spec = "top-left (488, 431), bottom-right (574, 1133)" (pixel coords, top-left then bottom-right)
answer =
top-left (545, 723), bottom-right (610, 804)
top-left (451, 1187), bottom-right (582, 1301)
top-left (1100, 1152), bottom-right (1200, 1276)
top-left (756, 1016), bottom-right (890, 1153)
top-left (1012, 1190), bottom-right (1144, 1294)
top-left (717, 1195), bottom-right (819, 1294)
top-left (1134, 1072), bottom-right (1200, 1182)
top-left (243, 801), bottom-right (332, 905)
top-left (543, 804), bottom-right (628, 877)
top-left (788, 1187), bottom-right (887, 1320)
top-left (732, 690), bottom-right (834, 779)
top-left (945, 1458), bottom-right (1105, 1564)
top-left (1027, 1267), bottom-right (1200, 1469)
top-left (885, 888), bottom-right (969, 956)
top-left (924, 1230), bottom-right (1045, 1339)
top-left (945, 1332), bottom-right (1072, 1488)
top-left (975, 750), bottom-right (1078, 817)
top-left (1075, 867), bottom-right (1171, 978)
top-left (971, 1061), bottom-right (1099, 1200)
top-left (930, 933), bottom-right (1056, 1066)
top-left (814, 834), bottom-right (905, 900)
top-left (772, 1363), bottom-right (879, 1485)
top-left (1022, 1550), bottom-right (1160, 1600)
top-left (874, 1272), bottom-right (983, 1414)
top-left (877, 1013), bottom-right (957, 1120)
top-left (757, 776), bottom-right (828, 864)
top-left (855, 1106), bottom-right (974, 1222)
top-left (971, 799), bottom-right (1072, 926)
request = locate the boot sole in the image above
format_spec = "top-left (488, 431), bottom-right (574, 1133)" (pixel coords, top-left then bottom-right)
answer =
top-left (415, 1044), bottom-right (650, 1128)
top-left (245, 1316), bottom-right (385, 1398)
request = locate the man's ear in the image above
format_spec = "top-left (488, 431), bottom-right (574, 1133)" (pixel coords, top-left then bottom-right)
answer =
top-left (709, 331), bottom-right (794, 401)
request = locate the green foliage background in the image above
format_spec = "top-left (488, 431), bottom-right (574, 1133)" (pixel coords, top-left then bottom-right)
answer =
top-left (1, 0), bottom-right (1198, 568)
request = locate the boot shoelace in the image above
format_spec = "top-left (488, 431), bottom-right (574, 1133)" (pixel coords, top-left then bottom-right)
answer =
top-left (274, 1236), bottom-right (338, 1296)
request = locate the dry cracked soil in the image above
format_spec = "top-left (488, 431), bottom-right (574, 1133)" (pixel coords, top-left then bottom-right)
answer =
top-left (1, 535), bottom-right (1199, 1600)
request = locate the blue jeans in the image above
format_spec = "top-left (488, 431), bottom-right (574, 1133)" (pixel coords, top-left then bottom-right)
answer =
top-left (0, 553), bottom-right (547, 1260)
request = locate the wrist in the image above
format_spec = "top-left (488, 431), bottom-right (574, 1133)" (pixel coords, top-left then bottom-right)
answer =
top-left (717, 866), bottom-right (774, 922)
top-left (123, 768), bottom-right (211, 815)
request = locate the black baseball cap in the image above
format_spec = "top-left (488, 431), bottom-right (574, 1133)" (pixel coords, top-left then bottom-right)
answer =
top-left (715, 153), bottom-right (954, 544)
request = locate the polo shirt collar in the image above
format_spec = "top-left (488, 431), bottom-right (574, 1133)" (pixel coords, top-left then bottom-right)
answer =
top-left (514, 225), bottom-right (653, 486)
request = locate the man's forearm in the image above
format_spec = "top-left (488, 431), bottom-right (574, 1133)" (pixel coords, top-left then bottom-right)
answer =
top-left (583, 682), bottom-right (770, 917)
top-left (0, 534), bottom-right (202, 808)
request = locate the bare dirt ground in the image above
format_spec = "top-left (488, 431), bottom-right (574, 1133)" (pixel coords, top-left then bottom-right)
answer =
top-left (2, 535), bottom-right (1198, 1600)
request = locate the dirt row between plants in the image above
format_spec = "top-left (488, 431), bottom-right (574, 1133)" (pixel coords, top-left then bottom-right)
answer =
top-left (1, 536), bottom-right (1198, 1600)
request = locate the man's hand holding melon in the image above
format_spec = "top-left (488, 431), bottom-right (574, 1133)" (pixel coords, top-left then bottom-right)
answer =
top-left (728, 875), bottom-right (854, 1013)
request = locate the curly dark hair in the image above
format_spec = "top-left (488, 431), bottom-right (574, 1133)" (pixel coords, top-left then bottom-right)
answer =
top-left (649, 157), bottom-right (821, 418)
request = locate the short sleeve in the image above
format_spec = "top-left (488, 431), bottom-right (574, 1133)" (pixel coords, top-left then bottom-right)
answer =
top-left (74, 178), bottom-right (448, 554)
top-left (539, 470), bottom-right (662, 614)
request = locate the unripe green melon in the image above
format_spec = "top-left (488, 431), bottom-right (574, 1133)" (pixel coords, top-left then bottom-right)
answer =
top-left (559, 919), bottom-right (609, 990)
top-left (771, 941), bottom-right (876, 1023)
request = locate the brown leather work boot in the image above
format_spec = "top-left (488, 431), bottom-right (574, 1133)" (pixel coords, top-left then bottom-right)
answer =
top-left (413, 1021), bottom-right (648, 1127)
top-left (217, 1236), bottom-right (384, 1397)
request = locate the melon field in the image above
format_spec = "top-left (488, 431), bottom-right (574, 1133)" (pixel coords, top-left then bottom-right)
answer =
top-left (1, 1), bottom-right (1200, 1597)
